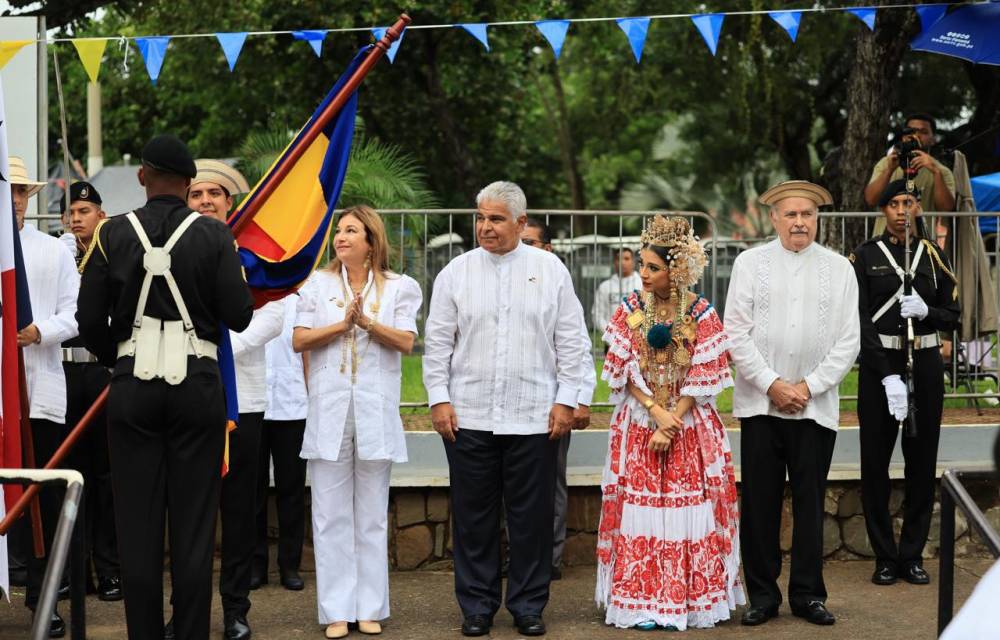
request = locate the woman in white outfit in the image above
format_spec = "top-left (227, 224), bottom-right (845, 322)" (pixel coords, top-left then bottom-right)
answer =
top-left (293, 205), bottom-right (421, 639)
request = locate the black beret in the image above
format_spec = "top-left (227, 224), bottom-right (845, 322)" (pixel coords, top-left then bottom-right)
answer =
top-left (878, 179), bottom-right (922, 208)
top-left (69, 181), bottom-right (102, 206)
top-left (141, 134), bottom-right (197, 179)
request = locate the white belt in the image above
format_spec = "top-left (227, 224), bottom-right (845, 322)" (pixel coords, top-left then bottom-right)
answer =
top-left (61, 347), bottom-right (99, 364)
top-left (116, 339), bottom-right (218, 361)
top-left (878, 333), bottom-right (941, 350)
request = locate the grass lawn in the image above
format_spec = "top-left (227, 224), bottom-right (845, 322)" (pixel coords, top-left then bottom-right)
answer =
top-left (401, 355), bottom-right (990, 413)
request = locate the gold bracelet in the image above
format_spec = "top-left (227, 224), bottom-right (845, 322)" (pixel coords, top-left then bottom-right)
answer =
top-left (643, 398), bottom-right (655, 410)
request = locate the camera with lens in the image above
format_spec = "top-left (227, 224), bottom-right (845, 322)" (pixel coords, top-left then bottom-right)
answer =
top-left (894, 127), bottom-right (923, 176)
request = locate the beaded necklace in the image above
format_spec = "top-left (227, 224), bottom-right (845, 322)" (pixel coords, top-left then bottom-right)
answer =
top-left (337, 266), bottom-right (378, 384)
top-left (635, 290), bottom-right (697, 410)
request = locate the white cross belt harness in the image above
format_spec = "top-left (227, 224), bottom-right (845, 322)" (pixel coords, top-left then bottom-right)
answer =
top-left (116, 212), bottom-right (218, 385)
top-left (870, 239), bottom-right (927, 324)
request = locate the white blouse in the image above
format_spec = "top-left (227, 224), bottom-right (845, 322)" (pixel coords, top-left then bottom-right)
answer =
top-left (725, 239), bottom-right (860, 430)
top-left (294, 269), bottom-right (422, 463)
top-left (264, 295), bottom-right (308, 421)
top-left (231, 300), bottom-right (284, 413)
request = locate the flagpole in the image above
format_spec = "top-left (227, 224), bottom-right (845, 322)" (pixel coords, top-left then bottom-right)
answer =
top-left (229, 13), bottom-right (410, 236)
top-left (0, 12), bottom-right (410, 537)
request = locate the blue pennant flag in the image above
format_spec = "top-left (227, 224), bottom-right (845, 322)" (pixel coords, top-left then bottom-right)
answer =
top-left (616, 17), bottom-right (650, 63)
top-left (916, 5), bottom-right (948, 33)
top-left (691, 14), bottom-right (725, 56)
top-left (847, 8), bottom-right (877, 31)
top-left (293, 30), bottom-right (328, 57)
top-left (372, 27), bottom-right (405, 63)
top-left (457, 23), bottom-right (490, 52)
top-left (536, 20), bottom-right (570, 60)
top-left (135, 36), bottom-right (170, 85)
top-left (215, 32), bottom-right (247, 71)
top-left (768, 10), bottom-right (803, 42)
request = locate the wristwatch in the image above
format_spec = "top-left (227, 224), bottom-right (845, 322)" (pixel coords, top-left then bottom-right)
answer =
top-left (643, 398), bottom-right (655, 410)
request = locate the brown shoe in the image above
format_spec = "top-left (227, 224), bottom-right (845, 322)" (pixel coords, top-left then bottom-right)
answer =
top-left (358, 620), bottom-right (382, 635)
top-left (325, 622), bottom-right (349, 639)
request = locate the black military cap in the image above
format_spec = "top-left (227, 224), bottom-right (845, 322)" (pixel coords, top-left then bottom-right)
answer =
top-left (69, 181), bottom-right (102, 206)
top-left (879, 179), bottom-right (922, 208)
top-left (141, 134), bottom-right (197, 179)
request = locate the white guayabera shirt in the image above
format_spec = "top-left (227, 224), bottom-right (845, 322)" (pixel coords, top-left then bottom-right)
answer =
top-left (423, 242), bottom-right (587, 435)
top-left (725, 239), bottom-right (860, 430)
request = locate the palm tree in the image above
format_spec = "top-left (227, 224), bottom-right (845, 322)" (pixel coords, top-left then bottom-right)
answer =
top-left (237, 120), bottom-right (438, 274)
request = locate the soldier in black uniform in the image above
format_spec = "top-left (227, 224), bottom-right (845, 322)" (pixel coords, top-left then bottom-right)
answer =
top-left (76, 135), bottom-right (254, 640)
top-left (61, 181), bottom-right (122, 602)
top-left (850, 179), bottom-right (960, 588)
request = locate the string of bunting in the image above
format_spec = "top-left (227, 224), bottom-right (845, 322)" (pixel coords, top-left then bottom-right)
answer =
top-left (0, 2), bottom-right (970, 84)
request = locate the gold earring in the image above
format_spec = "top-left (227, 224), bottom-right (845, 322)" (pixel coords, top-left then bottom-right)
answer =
top-left (364, 253), bottom-right (371, 269)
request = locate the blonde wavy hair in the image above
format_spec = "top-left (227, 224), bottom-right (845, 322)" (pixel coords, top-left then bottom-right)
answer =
top-left (326, 205), bottom-right (394, 294)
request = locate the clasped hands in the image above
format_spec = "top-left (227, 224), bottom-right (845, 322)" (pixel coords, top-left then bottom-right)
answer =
top-left (343, 292), bottom-right (373, 331)
top-left (767, 379), bottom-right (811, 415)
top-left (648, 405), bottom-right (683, 453)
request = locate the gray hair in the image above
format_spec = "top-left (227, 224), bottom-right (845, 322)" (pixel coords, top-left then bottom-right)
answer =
top-left (475, 181), bottom-right (527, 219)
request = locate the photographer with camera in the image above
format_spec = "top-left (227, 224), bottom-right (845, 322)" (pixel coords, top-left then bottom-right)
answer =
top-left (864, 113), bottom-right (956, 213)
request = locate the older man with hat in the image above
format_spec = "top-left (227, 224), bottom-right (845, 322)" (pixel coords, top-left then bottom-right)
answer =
top-left (76, 135), bottom-right (254, 640)
top-left (57, 181), bottom-right (124, 604)
top-left (165, 159), bottom-right (280, 640)
top-left (851, 179), bottom-right (960, 589)
top-left (725, 180), bottom-right (860, 627)
top-left (10, 155), bottom-right (81, 637)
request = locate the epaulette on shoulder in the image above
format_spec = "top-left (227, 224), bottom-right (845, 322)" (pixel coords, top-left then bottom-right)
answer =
top-left (79, 218), bottom-right (111, 273)
top-left (920, 238), bottom-right (959, 286)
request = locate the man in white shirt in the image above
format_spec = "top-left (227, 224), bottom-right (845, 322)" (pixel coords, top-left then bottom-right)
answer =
top-left (10, 155), bottom-right (80, 637)
top-left (725, 180), bottom-right (860, 628)
top-left (520, 218), bottom-right (596, 580)
top-left (591, 247), bottom-right (641, 334)
top-left (424, 181), bottom-right (586, 638)
top-left (170, 159), bottom-right (283, 640)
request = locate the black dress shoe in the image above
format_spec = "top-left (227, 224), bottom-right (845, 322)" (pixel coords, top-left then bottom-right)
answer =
top-left (872, 561), bottom-right (898, 585)
top-left (164, 618), bottom-right (176, 640)
top-left (224, 615), bottom-right (252, 640)
top-left (97, 575), bottom-right (123, 601)
top-left (514, 615), bottom-right (546, 636)
top-left (279, 568), bottom-right (304, 591)
top-left (902, 563), bottom-right (931, 585)
top-left (32, 610), bottom-right (65, 638)
top-left (249, 568), bottom-right (266, 590)
top-left (461, 614), bottom-right (491, 637)
top-left (741, 604), bottom-right (779, 626)
top-left (792, 600), bottom-right (836, 625)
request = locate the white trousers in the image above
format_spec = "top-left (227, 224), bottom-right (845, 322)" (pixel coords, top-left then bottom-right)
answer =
top-left (309, 408), bottom-right (392, 624)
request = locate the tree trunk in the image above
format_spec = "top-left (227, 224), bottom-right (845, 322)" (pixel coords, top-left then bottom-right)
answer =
top-left (823, 6), bottom-right (920, 252)
top-left (549, 65), bottom-right (586, 210)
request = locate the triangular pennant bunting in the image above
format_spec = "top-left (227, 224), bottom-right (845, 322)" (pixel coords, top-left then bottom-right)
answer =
top-left (535, 20), bottom-right (570, 60)
top-left (457, 23), bottom-right (490, 52)
top-left (293, 30), bottom-right (328, 57)
top-left (135, 36), bottom-right (171, 85)
top-left (847, 7), bottom-right (877, 31)
top-left (916, 5), bottom-right (948, 33)
top-left (215, 32), bottom-right (248, 71)
top-left (71, 38), bottom-right (108, 83)
top-left (0, 41), bottom-right (31, 71)
top-left (768, 10), bottom-right (803, 42)
top-left (691, 14), bottom-right (725, 56)
top-left (372, 27), bottom-right (405, 63)
top-left (616, 17), bottom-right (650, 63)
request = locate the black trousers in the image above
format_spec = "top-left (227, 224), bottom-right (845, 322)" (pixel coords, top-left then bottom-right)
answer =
top-left (64, 362), bottom-right (119, 580)
top-left (107, 372), bottom-right (226, 640)
top-left (858, 350), bottom-right (943, 567)
top-left (253, 418), bottom-right (306, 575)
top-left (444, 430), bottom-right (557, 619)
top-left (25, 419), bottom-right (69, 610)
top-left (739, 415), bottom-right (836, 610)
top-left (220, 411), bottom-right (263, 618)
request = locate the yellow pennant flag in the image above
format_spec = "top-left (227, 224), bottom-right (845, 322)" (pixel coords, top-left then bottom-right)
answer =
top-left (0, 40), bottom-right (32, 70)
top-left (72, 38), bottom-right (108, 83)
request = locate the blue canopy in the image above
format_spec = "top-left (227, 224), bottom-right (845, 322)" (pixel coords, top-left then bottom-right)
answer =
top-left (911, 3), bottom-right (1000, 66)
top-left (973, 172), bottom-right (1000, 234)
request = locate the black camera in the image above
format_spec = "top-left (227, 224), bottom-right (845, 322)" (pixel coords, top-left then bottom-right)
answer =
top-left (894, 127), bottom-right (923, 176)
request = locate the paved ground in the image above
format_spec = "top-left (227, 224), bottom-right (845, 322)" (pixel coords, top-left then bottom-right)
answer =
top-left (0, 558), bottom-right (994, 639)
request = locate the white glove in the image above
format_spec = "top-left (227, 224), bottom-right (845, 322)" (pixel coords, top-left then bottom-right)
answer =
top-left (882, 374), bottom-right (908, 421)
top-left (899, 293), bottom-right (928, 320)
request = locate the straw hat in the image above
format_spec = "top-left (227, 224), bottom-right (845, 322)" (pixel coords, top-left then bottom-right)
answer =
top-left (759, 180), bottom-right (833, 208)
top-left (192, 159), bottom-right (250, 196)
top-left (7, 156), bottom-right (46, 197)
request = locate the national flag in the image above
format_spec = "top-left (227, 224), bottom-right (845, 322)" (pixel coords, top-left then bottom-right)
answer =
top-left (227, 46), bottom-right (364, 306)
top-left (0, 76), bottom-right (35, 601)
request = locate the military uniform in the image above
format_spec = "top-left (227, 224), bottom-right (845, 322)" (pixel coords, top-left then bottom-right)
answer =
top-left (76, 135), bottom-right (254, 640)
top-left (851, 231), bottom-right (959, 574)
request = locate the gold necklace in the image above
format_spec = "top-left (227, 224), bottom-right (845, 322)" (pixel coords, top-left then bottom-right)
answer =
top-left (637, 290), bottom-right (694, 411)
